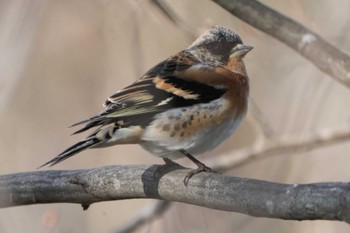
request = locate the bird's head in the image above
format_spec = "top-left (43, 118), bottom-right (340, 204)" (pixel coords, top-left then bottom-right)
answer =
top-left (187, 25), bottom-right (253, 66)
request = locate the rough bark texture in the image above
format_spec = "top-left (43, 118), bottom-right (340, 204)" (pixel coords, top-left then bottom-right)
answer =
top-left (1, 165), bottom-right (349, 223)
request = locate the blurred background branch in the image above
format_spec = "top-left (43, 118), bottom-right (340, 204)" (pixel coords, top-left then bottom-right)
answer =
top-left (150, 0), bottom-right (198, 38)
top-left (212, 0), bottom-right (350, 89)
top-left (115, 201), bottom-right (170, 233)
top-left (207, 123), bottom-right (350, 170)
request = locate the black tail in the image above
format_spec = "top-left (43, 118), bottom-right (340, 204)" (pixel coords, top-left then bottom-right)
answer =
top-left (38, 136), bottom-right (101, 168)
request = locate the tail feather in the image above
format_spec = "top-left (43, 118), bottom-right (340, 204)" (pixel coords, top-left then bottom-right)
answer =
top-left (69, 115), bottom-right (101, 128)
top-left (38, 137), bottom-right (101, 168)
top-left (71, 116), bottom-right (115, 135)
top-left (71, 121), bottom-right (103, 135)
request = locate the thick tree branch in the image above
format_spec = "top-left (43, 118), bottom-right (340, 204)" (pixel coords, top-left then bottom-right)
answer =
top-left (212, 0), bottom-right (350, 88)
top-left (1, 165), bottom-right (349, 223)
top-left (115, 124), bottom-right (350, 232)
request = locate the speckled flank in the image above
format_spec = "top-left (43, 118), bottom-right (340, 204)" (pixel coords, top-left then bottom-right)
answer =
top-left (162, 124), bottom-right (170, 131)
top-left (140, 97), bottom-right (244, 158)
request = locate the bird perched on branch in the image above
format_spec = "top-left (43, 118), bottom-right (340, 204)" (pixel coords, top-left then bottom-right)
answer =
top-left (41, 25), bottom-right (253, 184)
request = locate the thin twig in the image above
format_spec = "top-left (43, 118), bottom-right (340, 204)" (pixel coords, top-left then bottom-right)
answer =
top-left (150, 0), bottom-right (198, 38)
top-left (207, 124), bottom-right (350, 171)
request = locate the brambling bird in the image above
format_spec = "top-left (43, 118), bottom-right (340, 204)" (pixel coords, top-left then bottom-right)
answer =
top-left (41, 25), bottom-right (252, 183)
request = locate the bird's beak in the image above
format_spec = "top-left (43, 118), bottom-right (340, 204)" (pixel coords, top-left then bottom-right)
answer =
top-left (230, 44), bottom-right (253, 58)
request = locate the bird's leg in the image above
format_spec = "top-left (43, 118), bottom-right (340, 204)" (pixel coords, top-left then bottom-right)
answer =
top-left (180, 150), bottom-right (217, 185)
top-left (163, 158), bottom-right (179, 166)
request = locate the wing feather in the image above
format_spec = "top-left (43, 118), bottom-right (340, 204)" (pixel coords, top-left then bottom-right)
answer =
top-left (72, 51), bottom-right (229, 134)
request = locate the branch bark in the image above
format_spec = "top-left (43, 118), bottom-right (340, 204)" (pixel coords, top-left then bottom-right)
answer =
top-left (114, 123), bottom-right (350, 232)
top-left (1, 165), bottom-right (349, 223)
top-left (212, 0), bottom-right (350, 88)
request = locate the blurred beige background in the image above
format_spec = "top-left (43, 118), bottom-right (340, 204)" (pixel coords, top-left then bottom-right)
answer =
top-left (1, 0), bottom-right (350, 232)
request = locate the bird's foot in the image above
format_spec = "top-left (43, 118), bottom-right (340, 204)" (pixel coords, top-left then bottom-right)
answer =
top-left (183, 163), bottom-right (217, 186)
